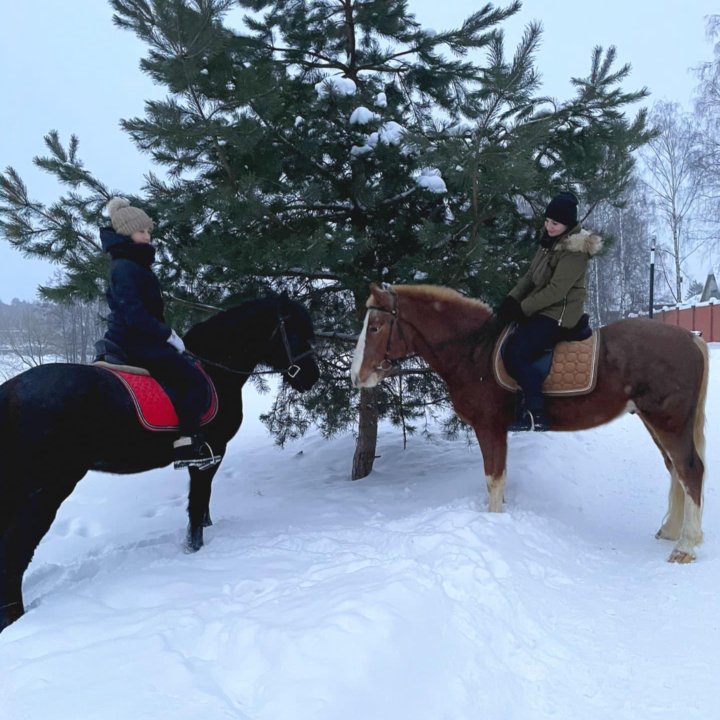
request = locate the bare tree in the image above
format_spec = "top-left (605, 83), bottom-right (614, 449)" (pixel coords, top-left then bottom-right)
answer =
top-left (639, 102), bottom-right (706, 303)
top-left (0, 297), bottom-right (104, 370)
top-left (585, 180), bottom-right (655, 323)
top-left (693, 15), bottom-right (720, 268)
top-left (51, 299), bottom-right (105, 363)
top-left (0, 301), bottom-right (56, 369)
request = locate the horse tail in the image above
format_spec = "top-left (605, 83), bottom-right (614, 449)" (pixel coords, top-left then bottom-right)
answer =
top-left (692, 335), bottom-right (709, 475)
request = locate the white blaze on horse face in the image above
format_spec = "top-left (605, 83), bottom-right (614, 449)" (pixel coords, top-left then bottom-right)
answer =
top-left (351, 312), bottom-right (380, 388)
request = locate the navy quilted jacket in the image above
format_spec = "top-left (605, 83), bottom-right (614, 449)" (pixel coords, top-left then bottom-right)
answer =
top-left (101, 228), bottom-right (171, 352)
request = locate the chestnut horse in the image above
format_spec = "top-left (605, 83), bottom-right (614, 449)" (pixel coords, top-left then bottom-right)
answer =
top-left (351, 283), bottom-right (708, 563)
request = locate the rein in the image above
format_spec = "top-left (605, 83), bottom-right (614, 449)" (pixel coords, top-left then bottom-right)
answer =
top-left (186, 313), bottom-right (314, 379)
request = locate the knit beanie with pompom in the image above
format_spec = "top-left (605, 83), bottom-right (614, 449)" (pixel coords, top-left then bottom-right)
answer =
top-left (106, 197), bottom-right (154, 237)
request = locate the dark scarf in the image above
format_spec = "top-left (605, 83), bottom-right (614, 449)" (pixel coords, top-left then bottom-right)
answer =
top-left (539, 232), bottom-right (557, 250)
top-left (108, 240), bottom-right (156, 268)
top-left (540, 223), bottom-right (580, 250)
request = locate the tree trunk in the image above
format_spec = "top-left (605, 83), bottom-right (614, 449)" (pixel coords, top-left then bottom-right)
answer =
top-left (351, 386), bottom-right (379, 480)
top-left (618, 207), bottom-right (626, 316)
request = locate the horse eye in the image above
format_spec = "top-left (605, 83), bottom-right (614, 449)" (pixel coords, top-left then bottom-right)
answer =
top-left (368, 325), bottom-right (380, 333)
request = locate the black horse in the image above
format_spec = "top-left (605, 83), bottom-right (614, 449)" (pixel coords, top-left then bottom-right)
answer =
top-left (0, 292), bottom-right (320, 633)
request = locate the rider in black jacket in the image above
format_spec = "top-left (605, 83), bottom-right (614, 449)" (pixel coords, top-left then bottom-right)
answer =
top-left (99, 197), bottom-right (221, 470)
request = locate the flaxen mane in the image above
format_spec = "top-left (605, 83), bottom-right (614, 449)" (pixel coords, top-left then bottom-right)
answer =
top-left (392, 284), bottom-right (493, 316)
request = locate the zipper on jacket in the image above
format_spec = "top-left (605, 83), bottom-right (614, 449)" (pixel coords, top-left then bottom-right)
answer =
top-left (557, 297), bottom-right (567, 326)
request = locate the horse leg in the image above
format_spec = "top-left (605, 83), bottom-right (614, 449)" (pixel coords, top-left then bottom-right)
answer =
top-left (0, 483), bottom-right (23, 629)
top-left (667, 460), bottom-right (703, 564)
top-left (641, 339), bottom-right (707, 563)
top-left (656, 469), bottom-right (686, 542)
top-left (474, 428), bottom-right (509, 513)
top-left (638, 416), bottom-right (684, 541)
top-left (639, 415), bottom-right (705, 563)
top-left (0, 539), bottom-right (25, 632)
top-left (0, 479), bottom-right (80, 632)
top-left (185, 460), bottom-right (223, 553)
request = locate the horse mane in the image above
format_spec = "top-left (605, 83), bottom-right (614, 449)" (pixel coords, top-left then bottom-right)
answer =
top-left (393, 284), bottom-right (493, 320)
top-left (390, 284), bottom-right (499, 355)
top-left (183, 294), bottom-right (280, 357)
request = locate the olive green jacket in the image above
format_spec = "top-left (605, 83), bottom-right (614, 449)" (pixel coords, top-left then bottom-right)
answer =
top-left (508, 226), bottom-right (603, 328)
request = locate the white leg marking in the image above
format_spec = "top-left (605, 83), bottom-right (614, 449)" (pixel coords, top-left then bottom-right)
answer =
top-left (486, 472), bottom-right (506, 513)
top-left (656, 469), bottom-right (685, 541)
top-left (669, 491), bottom-right (703, 563)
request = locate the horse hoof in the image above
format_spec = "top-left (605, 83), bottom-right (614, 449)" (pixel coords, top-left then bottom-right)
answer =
top-left (184, 529), bottom-right (204, 553)
top-left (667, 549), bottom-right (695, 564)
top-left (655, 527), bottom-right (680, 541)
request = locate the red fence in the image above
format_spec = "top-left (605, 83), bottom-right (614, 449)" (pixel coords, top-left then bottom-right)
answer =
top-left (654, 302), bottom-right (720, 341)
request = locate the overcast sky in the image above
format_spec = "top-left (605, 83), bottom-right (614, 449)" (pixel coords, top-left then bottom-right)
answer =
top-left (1, 0), bottom-right (717, 302)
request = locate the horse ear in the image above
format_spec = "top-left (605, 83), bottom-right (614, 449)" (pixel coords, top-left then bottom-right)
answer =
top-left (369, 282), bottom-right (387, 302)
top-left (277, 289), bottom-right (290, 311)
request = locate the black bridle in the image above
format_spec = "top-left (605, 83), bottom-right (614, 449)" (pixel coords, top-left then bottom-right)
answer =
top-left (187, 312), bottom-right (315, 378)
top-left (269, 312), bottom-right (316, 378)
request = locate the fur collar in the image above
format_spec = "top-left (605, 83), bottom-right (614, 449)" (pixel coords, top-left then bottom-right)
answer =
top-left (557, 227), bottom-right (603, 256)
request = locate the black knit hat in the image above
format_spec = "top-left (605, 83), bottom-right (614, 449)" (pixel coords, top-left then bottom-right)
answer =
top-left (544, 191), bottom-right (578, 227)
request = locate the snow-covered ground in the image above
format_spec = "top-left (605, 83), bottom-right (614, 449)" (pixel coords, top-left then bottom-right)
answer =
top-left (1, 346), bottom-right (719, 720)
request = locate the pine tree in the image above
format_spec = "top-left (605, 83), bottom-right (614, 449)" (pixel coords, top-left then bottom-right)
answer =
top-left (0, 0), bottom-right (653, 478)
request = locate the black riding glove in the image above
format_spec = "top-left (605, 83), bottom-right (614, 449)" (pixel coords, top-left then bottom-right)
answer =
top-left (496, 296), bottom-right (525, 325)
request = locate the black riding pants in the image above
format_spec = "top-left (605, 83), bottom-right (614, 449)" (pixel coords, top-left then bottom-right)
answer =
top-left (126, 346), bottom-right (208, 436)
top-left (502, 314), bottom-right (562, 411)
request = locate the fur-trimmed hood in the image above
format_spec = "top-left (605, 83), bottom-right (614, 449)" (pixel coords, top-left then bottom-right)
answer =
top-left (510, 225), bottom-right (601, 327)
top-left (557, 227), bottom-right (603, 256)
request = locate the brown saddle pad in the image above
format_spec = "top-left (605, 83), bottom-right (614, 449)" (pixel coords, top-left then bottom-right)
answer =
top-left (493, 325), bottom-right (601, 396)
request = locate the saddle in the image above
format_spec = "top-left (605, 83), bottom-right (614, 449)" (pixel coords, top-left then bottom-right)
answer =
top-left (92, 339), bottom-right (218, 431)
top-left (493, 317), bottom-right (601, 397)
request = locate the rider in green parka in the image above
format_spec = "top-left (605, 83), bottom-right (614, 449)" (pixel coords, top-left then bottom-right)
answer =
top-left (496, 192), bottom-right (603, 431)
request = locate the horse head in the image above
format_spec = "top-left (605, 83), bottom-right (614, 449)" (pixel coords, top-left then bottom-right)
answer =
top-left (351, 282), bottom-right (411, 388)
top-left (351, 282), bottom-right (497, 389)
top-left (184, 293), bottom-right (320, 392)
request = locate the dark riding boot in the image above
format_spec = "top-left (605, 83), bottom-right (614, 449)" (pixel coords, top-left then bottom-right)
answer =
top-left (173, 434), bottom-right (222, 470)
top-left (525, 395), bottom-right (550, 432)
top-left (508, 393), bottom-right (550, 432)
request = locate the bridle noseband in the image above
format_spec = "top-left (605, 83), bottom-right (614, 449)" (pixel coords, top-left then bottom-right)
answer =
top-left (367, 289), bottom-right (409, 372)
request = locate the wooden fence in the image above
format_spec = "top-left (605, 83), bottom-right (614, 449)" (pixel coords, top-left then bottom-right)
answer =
top-left (654, 301), bottom-right (720, 341)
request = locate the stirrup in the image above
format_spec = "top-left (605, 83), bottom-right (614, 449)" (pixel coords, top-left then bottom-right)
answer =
top-left (508, 408), bottom-right (550, 432)
top-left (528, 409), bottom-right (550, 432)
top-left (508, 409), bottom-right (533, 432)
top-left (173, 436), bottom-right (222, 471)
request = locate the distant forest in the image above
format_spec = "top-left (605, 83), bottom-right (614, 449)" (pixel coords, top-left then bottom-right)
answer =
top-left (0, 298), bottom-right (104, 368)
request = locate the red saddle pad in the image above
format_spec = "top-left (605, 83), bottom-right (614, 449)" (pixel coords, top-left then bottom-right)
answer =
top-left (100, 364), bottom-right (219, 431)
